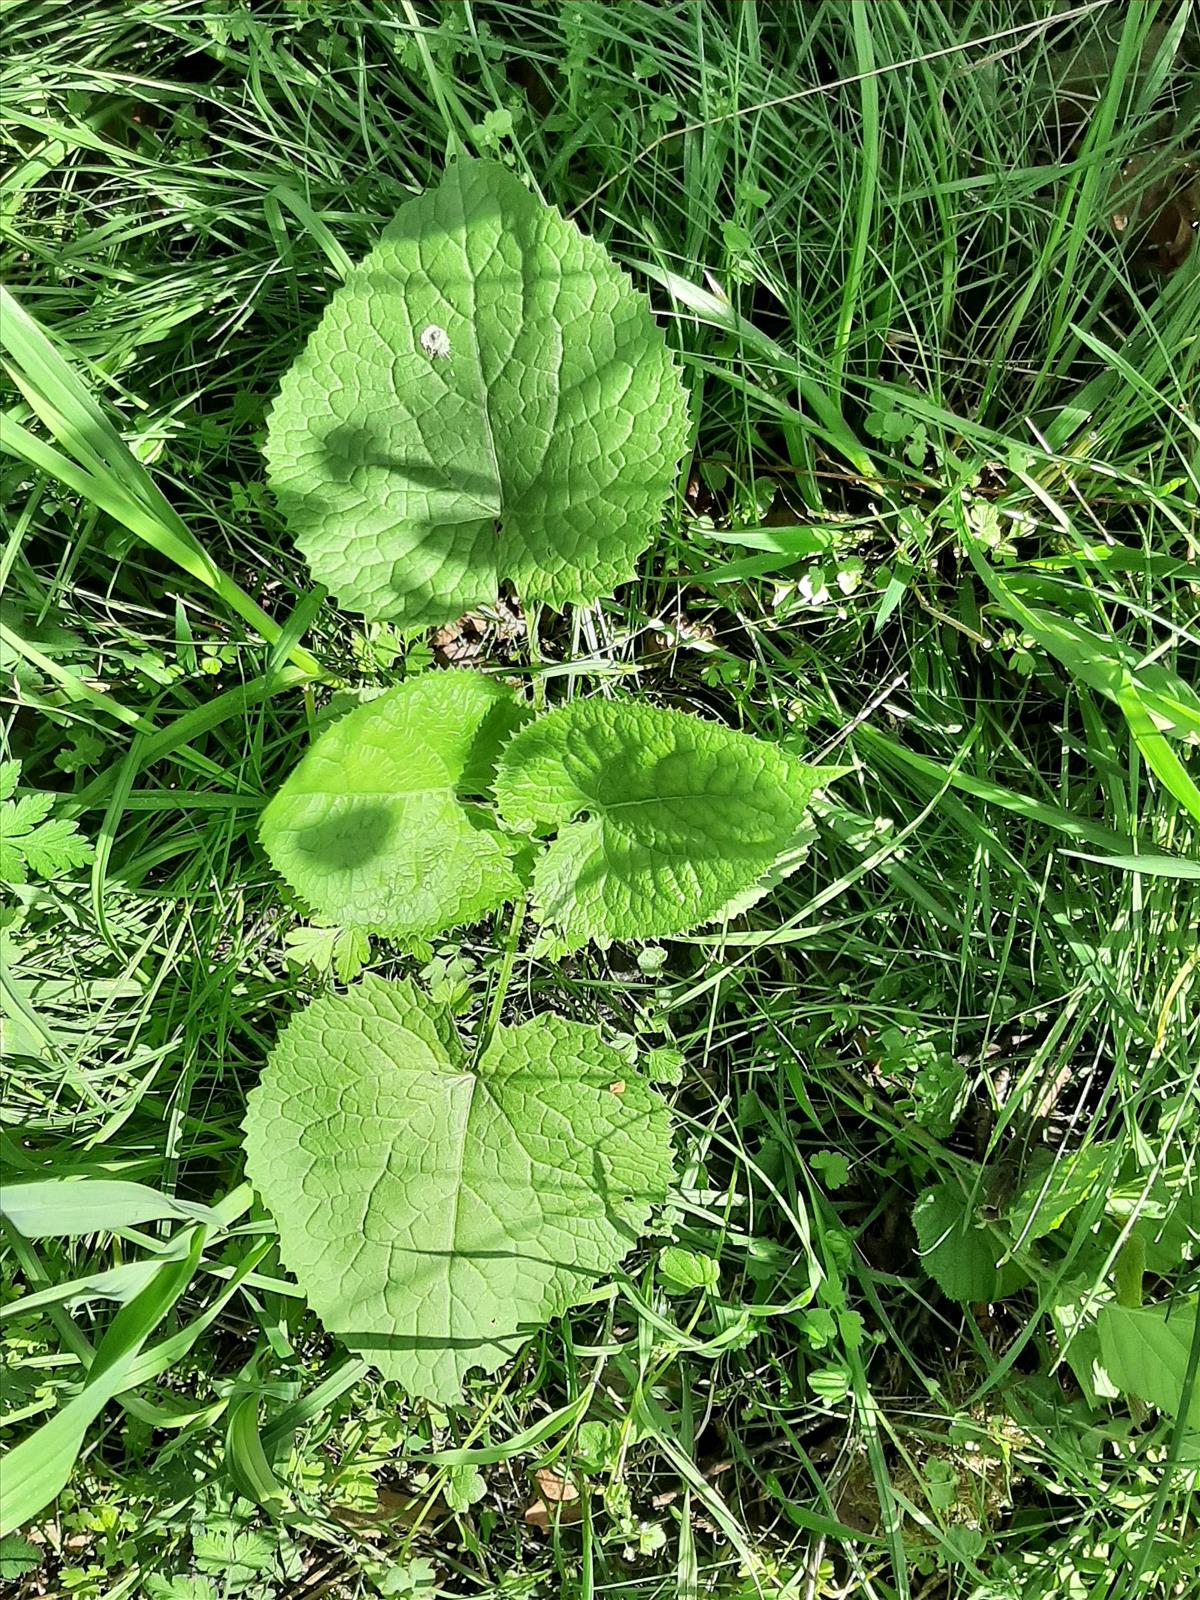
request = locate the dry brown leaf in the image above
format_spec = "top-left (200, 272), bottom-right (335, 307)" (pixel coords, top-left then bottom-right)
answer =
top-left (524, 1468), bottom-right (583, 1529)
top-left (1110, 156), bottom-right (1199, 273)
top-left (431, 597), bottom-right (525, 666)
top-left (534, 1466), bottom-right (580, 1503)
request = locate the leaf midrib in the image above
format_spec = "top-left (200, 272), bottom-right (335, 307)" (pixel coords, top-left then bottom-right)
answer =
top-left (454, 165), bottom-right (505, 527)
top-left (295, 780), bottom-right (492, 805)
top-left (444, 1069), bottom-right (479, 1286)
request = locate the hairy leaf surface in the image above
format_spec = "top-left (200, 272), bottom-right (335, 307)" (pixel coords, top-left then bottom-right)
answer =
top-left (265, 159), bottom-right (690, 625)
top-left (495, 698), bottom-right (840, 946)
top-left (242, 978), bottom-right (673, 1403)
top-left (260, 672), bottom-right (526, 939)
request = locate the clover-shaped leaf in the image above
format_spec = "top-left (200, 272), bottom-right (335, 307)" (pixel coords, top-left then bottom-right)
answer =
top-left (495, 698), bottom-right (840, 948)
top-left (243, 978), bottom-right (673, 1403)
top-left (265, 159), bottom-right (690, 626)
top-left (259, 671), bottom-right (527, 940)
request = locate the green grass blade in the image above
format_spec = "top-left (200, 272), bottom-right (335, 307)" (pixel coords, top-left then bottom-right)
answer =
top-left (0, 287), bottom-right (320, 676)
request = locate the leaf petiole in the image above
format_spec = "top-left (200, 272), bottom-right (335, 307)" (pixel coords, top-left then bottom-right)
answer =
top-left (478, 895), bottom-right (528, 1062)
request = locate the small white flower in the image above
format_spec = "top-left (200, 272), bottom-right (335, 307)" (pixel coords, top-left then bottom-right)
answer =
top-left (419, 324), bottom-right (451, 360)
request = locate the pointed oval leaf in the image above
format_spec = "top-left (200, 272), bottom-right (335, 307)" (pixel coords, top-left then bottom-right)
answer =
top-left (1007, 1143), bottom-right (1117, 1242)
top-left (494, 698), bottom-right (840, 947)
top-left (265, 159), bottom-right (690, 626)
top-left (260, 671), bottom-right (526, 940)
top-left (1097, 1298), bottom-right (1200, 1428)
top-left (242, 978), bottom-right (673, 1403)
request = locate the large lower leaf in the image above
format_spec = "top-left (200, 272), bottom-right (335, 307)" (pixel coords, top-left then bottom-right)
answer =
top-left (259, 671), bottom-right (526, 940)
top-left (243, 979), bottom-right (673, 1403)
top-left (495, 698), bottom-right (840, 947)
top-left (265, 159), bottom-right (690, 626)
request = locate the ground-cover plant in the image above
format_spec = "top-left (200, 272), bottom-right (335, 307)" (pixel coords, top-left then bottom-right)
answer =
top-left (913, 1154), bottom-right (1200, 1423)
top-left (0, 758), bottom-right (93, 886)
top-left (248, 663), bottom-right (840, 1403)
top-left (248, 163), bottom-right (841, 1410)
top-left (2, 4), bottom-right (1199, 1597)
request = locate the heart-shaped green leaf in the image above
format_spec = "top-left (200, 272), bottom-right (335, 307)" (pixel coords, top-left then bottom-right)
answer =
top-left (495, 698), bottom-right (841, 948)
top-left (243, 978), bottom-right (673, 1403)
top-left (265, 159), bottom-right (690, 626)
top-left (259, 671), bottom-right (527, 940)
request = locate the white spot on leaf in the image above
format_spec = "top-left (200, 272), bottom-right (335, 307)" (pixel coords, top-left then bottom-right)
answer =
top-left (420, 324), bottom-right (451, 360)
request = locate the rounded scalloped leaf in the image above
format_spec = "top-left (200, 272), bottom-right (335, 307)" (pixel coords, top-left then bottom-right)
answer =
top-left (265, 158), bottom-right (690, 626)
top-left (243, 977), bottom-right (673, 1403)
top-left (913, 1185), bottom-right (1026, 1303)
top-left (494, 697), bottom-right (842, 948)
top-left (259, 671), bottom-right (528, 940)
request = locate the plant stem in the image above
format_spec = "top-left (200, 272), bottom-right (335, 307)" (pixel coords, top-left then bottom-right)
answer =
top-left (1114, 1234), bottom-right (1146, 1310)
top-left (398, 0), bottom-right (472, 156)
top-left (525, 603), bottom-right (547, 710)
top-left (478, 895), bottom-right (527, 1059)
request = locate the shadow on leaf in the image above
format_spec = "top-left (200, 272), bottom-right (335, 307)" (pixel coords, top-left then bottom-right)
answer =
top-left (294, 801), bottom-right (394, 871)
top-left (318, 420), bottom-right (500, 511)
